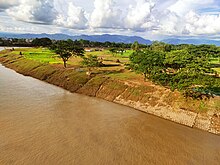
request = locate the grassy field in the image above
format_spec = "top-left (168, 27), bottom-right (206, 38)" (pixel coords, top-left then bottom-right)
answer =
top-left (210, 58), bottom-right (220, 73)
top-left (85, 49), bottom-right (132, 64)
top-left (85, 49), bottom-right (136, 79)
top-left (8, 47), bottom-right (138, 81)
top-left (11, 48), bottom-right (133, 66)
top-left (11, 47), bottom-right (86, 66)
top-left (8, 47), bottom-right (220, 81)
top-left (10, 48), bottom-right (62, 64)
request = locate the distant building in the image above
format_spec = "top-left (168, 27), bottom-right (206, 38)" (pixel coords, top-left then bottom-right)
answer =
top-left (25, 39), bottom-right (33, 43)
top-left (85, 48), bottom-right (94, 52)
top-left (85, 47), bottom-right (104, 52)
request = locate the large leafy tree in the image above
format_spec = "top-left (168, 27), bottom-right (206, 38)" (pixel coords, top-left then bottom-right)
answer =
top-left (131, 41), bottom-right (140, 52)
top-left (81, 55), bottom-right (103, 67)
top-left (51, 41), bottom-right (84, 68)
top-left (130, 49), bottom-right (166, 81)
top-left (150, 41), bottom-right (172, 52)
top-left (32, 38), bottom-right (52, 47)
top-left (130, 48), bottom-right (219, 98)
top-left (188, 45), bottom-right (220, 58)
top-left (164, 49), bottom-right (216, 92)
top-left (109, 47), bottom-right (117, 56)
top-left (165, 49), bottom-right (213, 74)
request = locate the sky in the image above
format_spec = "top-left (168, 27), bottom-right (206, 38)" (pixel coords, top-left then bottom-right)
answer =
top-left (0, 0), bottom-right (220, 40)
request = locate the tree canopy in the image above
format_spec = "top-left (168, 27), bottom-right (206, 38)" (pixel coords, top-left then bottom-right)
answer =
top-left (50, 41), bottom-right (84, 68)
top-left (81, 55), bottom-right (103, 68)
top-left (129, 47), bottom-right (220, 98)
top-left (130, 50), bottom-right (165, 80)
top-left (32, 38), bottom-right (52, 47)
top-left (131, 41), bottom-right (140, 51)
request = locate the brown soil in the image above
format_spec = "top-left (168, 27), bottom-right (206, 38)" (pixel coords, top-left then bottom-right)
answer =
top-left (1, 52), bottom-right (219, 135)
top-left (96, 79), bottom-right (128, 101)
top-left (77, 76), bottom-right (109, 97)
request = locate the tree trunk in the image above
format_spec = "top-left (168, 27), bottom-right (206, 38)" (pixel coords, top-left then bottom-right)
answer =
top-left (63, 59), bottom-right (67, 68)
top-left (144, 72), bottom-right (147, 81)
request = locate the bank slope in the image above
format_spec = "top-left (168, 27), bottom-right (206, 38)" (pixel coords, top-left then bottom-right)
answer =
top-left (0, 50), bottom-right (219, 135)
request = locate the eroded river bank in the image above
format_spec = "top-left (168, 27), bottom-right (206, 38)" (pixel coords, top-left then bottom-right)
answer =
top-left (0, 48), bottom-right (220, 135)
top-left (0, 61), bottom-right (220, 164)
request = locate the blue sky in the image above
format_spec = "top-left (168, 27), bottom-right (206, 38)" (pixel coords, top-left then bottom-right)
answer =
top-left (0, 0), bottom-right (220, 40)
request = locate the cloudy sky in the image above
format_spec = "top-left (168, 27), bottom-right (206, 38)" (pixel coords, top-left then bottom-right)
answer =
top-left (0, 0), bottom-right (220, 40)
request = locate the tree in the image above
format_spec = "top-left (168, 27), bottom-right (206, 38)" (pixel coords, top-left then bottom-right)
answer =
top-left (131, 41), bottom-right (140, 52)
top-left (118, 48), bottom-right (125, 55)
top-left (81, 55), bottom-right (103, 67)
top-left (164, 49), bottom-right (215, 88)
top-left (51, 41), bottom-right (84, 68)
top-left (164, 44), bottom-right (172, 52)
top-left (32, 38), bottom-right (52, 47)
top-left (129, 49), bottom-right (166, 81)
top-left (81, 55), bottom-right (104, 76)
top-left (150, 41), bottom-right (172, 52)
top-left (129, 48), bottom-right (219, 98)
top-left (165, 48), bottom-right (214, 74)
top-left (164, 49), bottom-right (192, 70)
top-left (66, 39), bottom-right (74, 45)
top-left (109, 48), bottom-right (117, 56)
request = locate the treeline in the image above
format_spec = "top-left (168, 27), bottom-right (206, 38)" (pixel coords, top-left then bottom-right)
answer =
top-left (129, 43), bottom-right (220, 98)
top-left (0, 37), bottom-right (148, 49)
top-left (0, 37), bottom-right (53, 47)
top-left (0, 38), bottom-right (32, 47)
top-left (2, 37), bottom-right (219, 57)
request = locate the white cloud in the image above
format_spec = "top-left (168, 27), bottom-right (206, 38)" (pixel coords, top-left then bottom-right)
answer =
top-left (0, 14), bottom-right (61, 34)
top-left (168, 0), bottom-right (215, 16)
top-left (6, 0), bottom-right (56, 24)
top-left (32, 0), bottom-right (57, 23)
top-left (89, 0), bottom-right (157, 32)
top-left (125, 0), bottom-right (156, 31)
top-left (184, 11), bottom-right (220, 35)
top-left (6, 0), bottom-right (34, 22)
top-left (156, 10), bottom-right (180, 35)
top-left (156, 9), bottom-right (220, 36)
top-left (89, 0), bottom-right (123, 28)
top-left (6, 0), bottom-right (88, 29)
top-left (0, 0), bottom-right (19, 11)
top-left (54, 2), bottom-right (87, 29)
top-left (154, 0), bottom-right (220, 36)
top-left (1, 0), bottom-right (220, 39)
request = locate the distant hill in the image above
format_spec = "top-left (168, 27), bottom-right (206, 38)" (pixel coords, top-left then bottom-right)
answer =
top-left (0, 33), bottom-right (152, 44)
top-left (162, 38), bottom-right (220, 46)
top-left (78, 34), bottom-right (152, 44)
top-left (1, 32), bottom-right (220, 46)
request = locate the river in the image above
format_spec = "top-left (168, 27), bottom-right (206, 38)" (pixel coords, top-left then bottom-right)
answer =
top-left (0, 48), bottom-right (220, 164)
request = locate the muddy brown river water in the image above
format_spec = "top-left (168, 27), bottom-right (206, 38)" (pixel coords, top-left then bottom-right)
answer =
top-left (0, 50), bottom-right (220, 164)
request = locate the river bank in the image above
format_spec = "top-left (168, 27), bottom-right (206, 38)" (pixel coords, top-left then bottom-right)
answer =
top-left (0, 49), bottom-right (219, 135)
top-left (1, 63), bottom-right (220, 164)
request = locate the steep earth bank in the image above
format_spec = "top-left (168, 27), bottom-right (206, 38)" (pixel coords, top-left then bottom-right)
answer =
top-left (0, 51), bottom-right (219, 135)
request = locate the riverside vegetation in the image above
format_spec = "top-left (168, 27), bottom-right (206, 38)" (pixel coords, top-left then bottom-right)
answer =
top-left (0, 39), bottom-right (220, 134)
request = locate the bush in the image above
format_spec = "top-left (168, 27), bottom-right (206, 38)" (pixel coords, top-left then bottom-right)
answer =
top-left (81, 55), bottom-right (104, 67)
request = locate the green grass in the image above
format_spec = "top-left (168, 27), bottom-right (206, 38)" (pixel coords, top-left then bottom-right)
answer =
top-left (85, 49), bottom-right (133, 63)
top-left (210, 58), bottom-right (220, 64)
top-left (9, 48), bottom-right (133, 67)
top-left (13, 48), bottom-right (62, 64)
top-left (213, 68), bottom-right (220, 73)
top-left (7, 48), bottom-right (219, 76)
top-left (108, 71), bottom-right (139, 80)
top-left (210, 57), bottom-right (220, 73)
